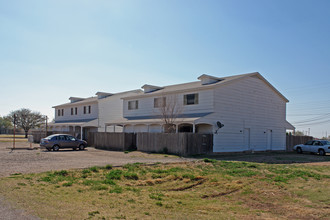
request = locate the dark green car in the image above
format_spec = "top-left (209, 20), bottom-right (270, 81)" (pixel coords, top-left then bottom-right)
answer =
top-left (40, 134), bottom-right (87, 151)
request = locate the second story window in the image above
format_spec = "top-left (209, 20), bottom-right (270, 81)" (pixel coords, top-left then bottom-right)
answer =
top-left (88, 105), bottom-right (91, 114)
top-left (58, 109), bottom-right (61, 116)
top-left (71, 108), bottom-right (73, 115)
top-left (84, 106), bottom-right (86, 114)
top-left (128, 100), bottom-right (138, 110)
top-left (61, 109), bottom-right (64, 116)
top-left (75, 107), bottom-right (78, 115)
top-left (154, 97), bottom-right (166, 108)
top-left (184, 93), bottom-right (199, 105)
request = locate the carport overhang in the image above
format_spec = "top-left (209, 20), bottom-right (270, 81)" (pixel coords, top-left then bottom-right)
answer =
top-left (105, 117), bottom-right (214, 133)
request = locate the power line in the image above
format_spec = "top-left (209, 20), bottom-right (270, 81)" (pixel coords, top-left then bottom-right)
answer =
top-left (287, 113), bottom-right (330, 116)
top-left (293, 118), bottom-right (330, 126)
top-left (292, 113), bottom-right (330, 124)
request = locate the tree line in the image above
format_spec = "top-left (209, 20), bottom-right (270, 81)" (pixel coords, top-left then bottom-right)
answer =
top-left (0, 108), bottom-right (45, 138)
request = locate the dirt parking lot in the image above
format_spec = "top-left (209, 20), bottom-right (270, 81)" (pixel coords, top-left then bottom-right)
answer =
top-left (0, 142), bottom-right (194, 177)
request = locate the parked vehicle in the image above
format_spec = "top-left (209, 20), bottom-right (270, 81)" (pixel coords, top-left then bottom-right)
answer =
top-left (40, 134), bottom-right (87, 151)
top-left (293, 140), bottom-right (330, 156)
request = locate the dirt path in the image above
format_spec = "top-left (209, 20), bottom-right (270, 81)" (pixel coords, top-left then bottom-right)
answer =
top-left (0, 142), bottom-right (195, 177)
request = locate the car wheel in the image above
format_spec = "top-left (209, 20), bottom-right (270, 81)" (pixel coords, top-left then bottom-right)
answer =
top-left (319, 149), bottom-right (326, 156)
top-left (53, 145), bottom-right (60, 151)
top-left (296, 147), bottom-right (302, 154)
top-left (79, 144), bottom-right (85, 151)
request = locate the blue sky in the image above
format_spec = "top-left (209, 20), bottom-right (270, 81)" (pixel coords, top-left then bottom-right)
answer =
top-left (0, 0), bottom-right (329, 137)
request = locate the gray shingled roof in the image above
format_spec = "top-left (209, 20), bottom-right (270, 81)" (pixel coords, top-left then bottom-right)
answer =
top-left (53, 97), bottom-right (98, 108)
top-left (122, 72), bottom-right (259, 99)
top-left (121, 72), bottom-right (289, 102)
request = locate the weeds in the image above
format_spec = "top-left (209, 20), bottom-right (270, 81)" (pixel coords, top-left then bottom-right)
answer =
top-left (149, 192), bottom-right (164, 200)
top-left (1, 160), bottom-right (329, 220)
top-left (106, 170), bottom-right (123, 180)
top-left (89, 166), bottom-right (100, 173)
top-left (123, 172), bottom-right (139, 180)
top-left (109, 186), bottom-right (123, 194)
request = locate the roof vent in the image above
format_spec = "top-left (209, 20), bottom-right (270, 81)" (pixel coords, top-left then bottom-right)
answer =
top-left (95, 92), bottom-right (113, 99)
top-left (198, 74), bottom-right (223, 85)
top-left (69, 97), bottom-right (85, 103)
top-left (141, 84), bottom-right (163, 93)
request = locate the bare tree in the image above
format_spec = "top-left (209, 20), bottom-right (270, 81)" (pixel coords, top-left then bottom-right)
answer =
top-left (156, 94), bottom-right (183, 133)
top-left (8, 108), bottom-right (45, 138)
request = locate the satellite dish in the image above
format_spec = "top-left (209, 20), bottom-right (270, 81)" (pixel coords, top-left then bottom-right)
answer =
top-left (217, 121), bottom-right (224, 128)
top-left (215, 121), bottom-right (224, 134)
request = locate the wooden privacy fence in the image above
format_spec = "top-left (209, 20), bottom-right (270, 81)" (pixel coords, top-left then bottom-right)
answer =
top-left (136, 133), bottom-right (213, 156)
top-left (286, 134), bottom-right (313, 151)
top-left (93, 132), bottom-right (136, 151)
top-left (91, 132), bottom-right (213, 156)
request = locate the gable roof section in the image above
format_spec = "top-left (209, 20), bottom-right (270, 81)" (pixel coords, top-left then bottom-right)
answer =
top-left (53, 89), bottom-right (143, 108)
top-left (122, 72), bottom-right (289, 102)
top-left (53, 96), bottom-right (98, 108)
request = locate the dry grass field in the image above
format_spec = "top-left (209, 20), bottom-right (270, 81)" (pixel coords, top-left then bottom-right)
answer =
top-left (0, 134), bottom-right (27, 142)
top-left (0, 159), bottom-right (329, 219)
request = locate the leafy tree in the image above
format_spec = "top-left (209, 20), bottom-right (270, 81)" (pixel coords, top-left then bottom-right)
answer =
top-left (8, 108), bottom-right (45, 138)
top-left (0, 116), bottom-right (12, 131)
top-left (294, 130), bottom-right (305, 136)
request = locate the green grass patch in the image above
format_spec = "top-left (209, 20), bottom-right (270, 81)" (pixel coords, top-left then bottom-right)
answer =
top-left (0, 160), bottom-right (329, 219)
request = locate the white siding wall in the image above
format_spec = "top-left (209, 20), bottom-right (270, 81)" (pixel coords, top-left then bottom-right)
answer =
top-left (123, 89), bottom-right (214, 118)
top-left (98, 92), bottom-right (141, 132)
top-left (202, 76), bottom-right (287, 152)
top-left (54, 102), bottom-right (98, 122)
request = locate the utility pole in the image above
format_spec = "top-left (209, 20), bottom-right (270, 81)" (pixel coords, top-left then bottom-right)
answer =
top-left (308, 128), bottom-right (310, 136)
top-left (13, 114), bottom-right (16, 149)
top-left (45, 115), bottom-right (48, 134)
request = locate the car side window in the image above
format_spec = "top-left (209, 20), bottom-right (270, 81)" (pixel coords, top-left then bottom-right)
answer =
top-left (59, 135), bottom-right (66, 141)
top-left (67, 136), bottom-right (75, 141)
top-left (305, 141), bottom-right (313, 145)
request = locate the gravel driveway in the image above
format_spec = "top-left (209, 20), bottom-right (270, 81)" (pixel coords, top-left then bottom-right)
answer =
top-left (0, 142), bottom-right (195, 177)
